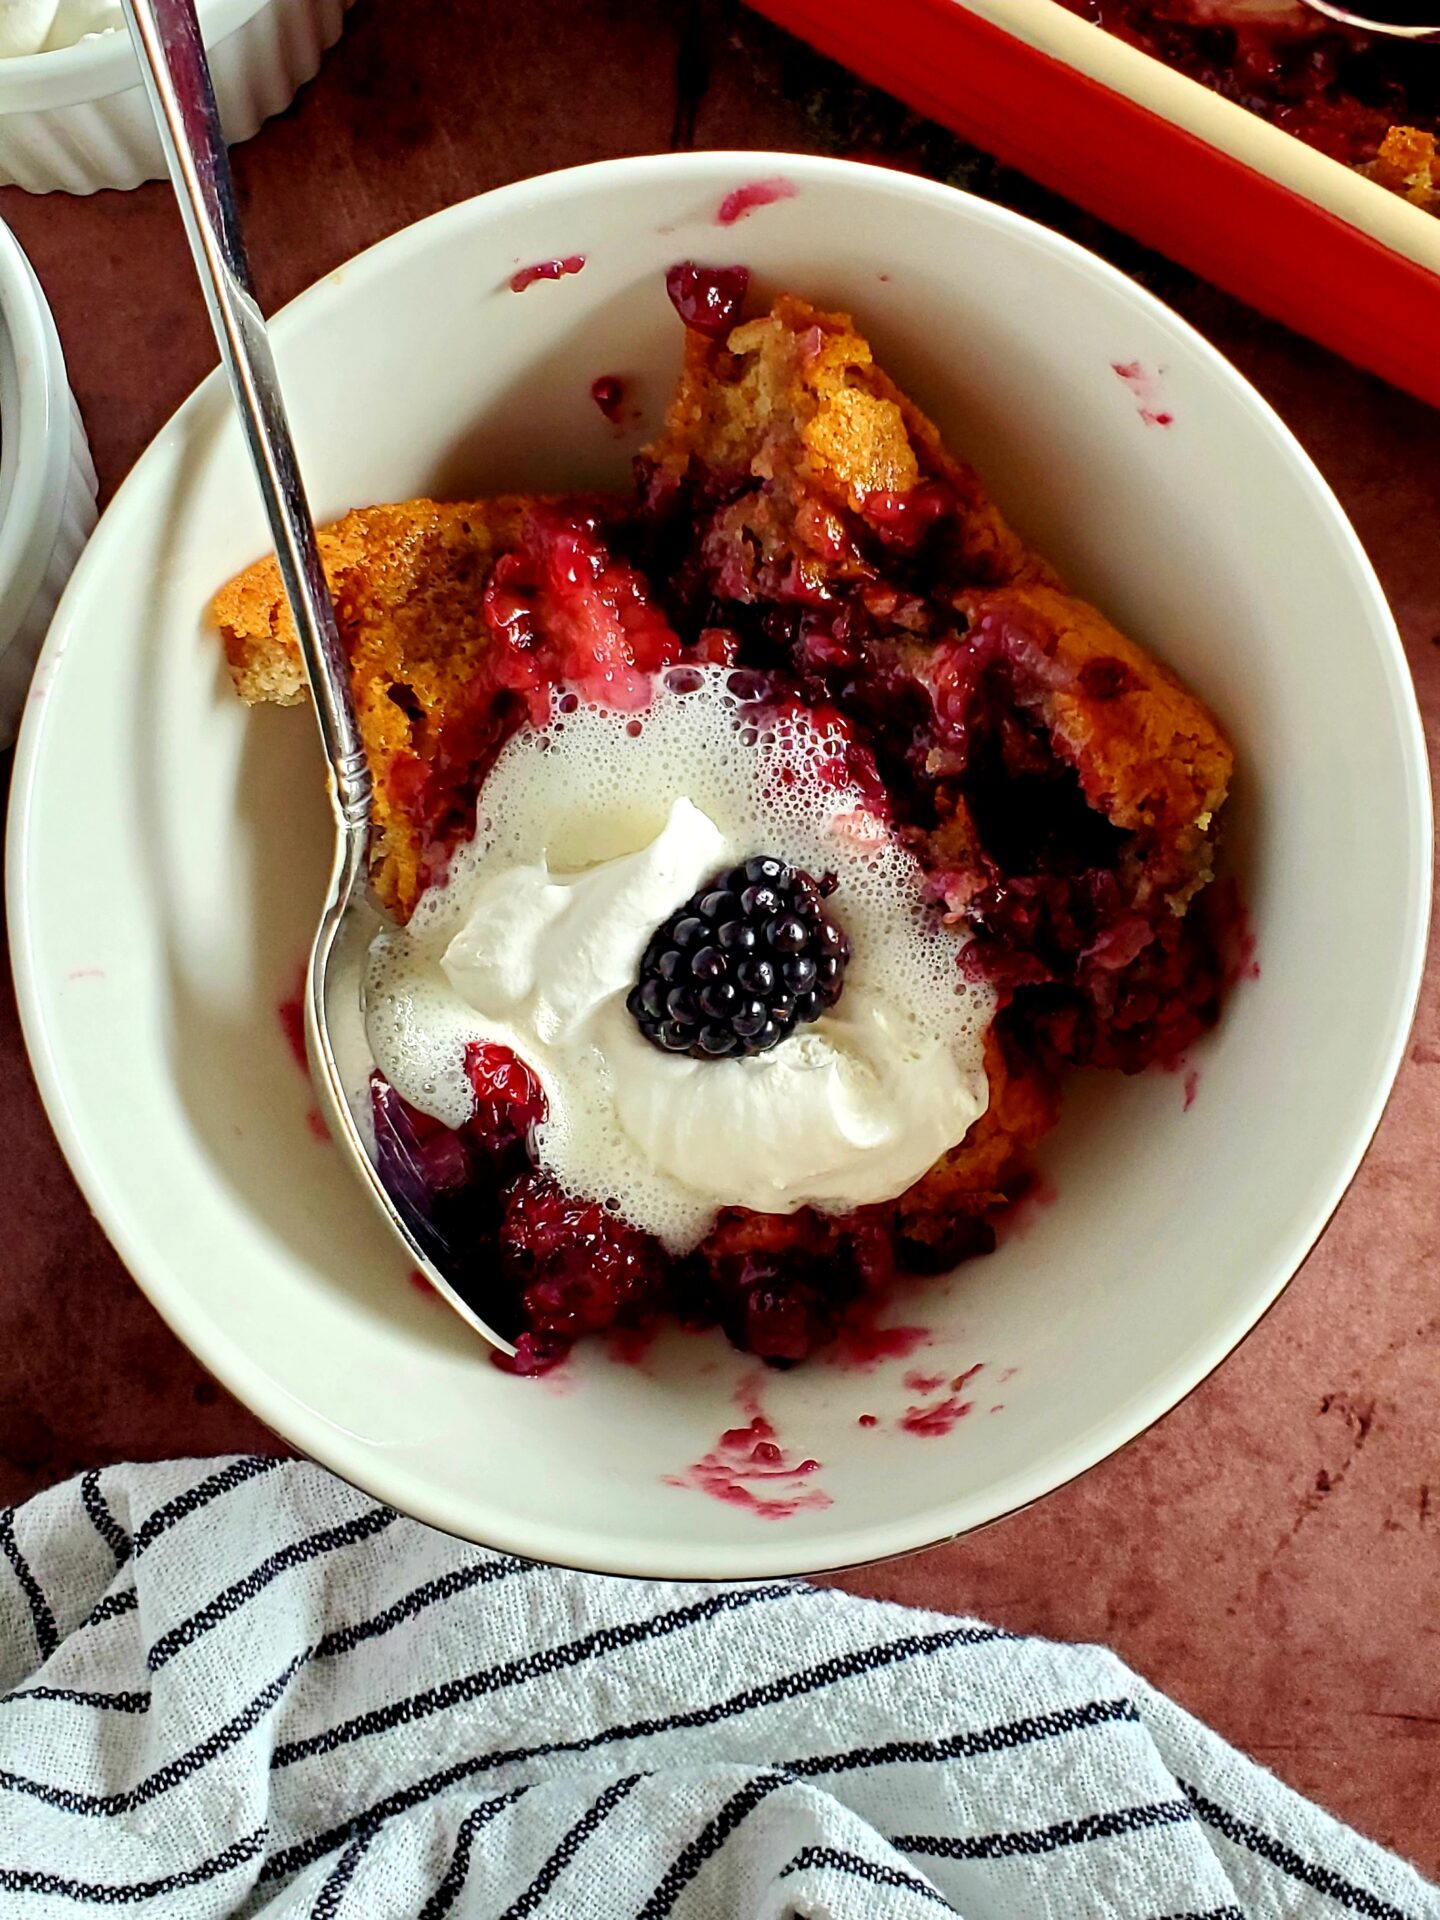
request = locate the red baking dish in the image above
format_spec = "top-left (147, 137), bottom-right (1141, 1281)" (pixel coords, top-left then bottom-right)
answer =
top-left (748, 0), bottom-right (1440, 408)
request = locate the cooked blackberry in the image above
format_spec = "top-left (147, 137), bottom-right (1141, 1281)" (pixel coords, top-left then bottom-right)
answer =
top-left (628, 855), bottom-right (849, 1060)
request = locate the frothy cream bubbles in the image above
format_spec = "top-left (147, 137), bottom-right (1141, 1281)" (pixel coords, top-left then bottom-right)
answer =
top-left (365, 666), bottom-right (995, 1251)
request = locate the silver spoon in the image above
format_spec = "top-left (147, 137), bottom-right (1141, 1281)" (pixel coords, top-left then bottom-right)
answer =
top-left (1299, 0), bottom-right (1440, 36)
top-left (120, 0), bottom-right (517, 1358)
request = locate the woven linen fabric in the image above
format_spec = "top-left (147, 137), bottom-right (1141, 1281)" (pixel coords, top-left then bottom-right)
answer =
top-left (0, 1458), bottom-right (1432, 1919)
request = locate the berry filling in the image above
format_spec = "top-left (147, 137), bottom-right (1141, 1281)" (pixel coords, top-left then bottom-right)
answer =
top-left (496, 1173), bottom-right (665, 1375)
top-left (628, 855), bottom-right (849, 1060)
top-left (510, 255), bottom-right (586, 293)
top-left (637, 424), bottom-right (1229, 1076)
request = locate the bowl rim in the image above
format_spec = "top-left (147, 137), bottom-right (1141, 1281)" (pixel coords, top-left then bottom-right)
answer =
top-left (9, 149), bottom-right (1433, 1578)
top-left (0, 0), bottom-right (269, 111)
top-left (0, 216), bottom-right (73, 652)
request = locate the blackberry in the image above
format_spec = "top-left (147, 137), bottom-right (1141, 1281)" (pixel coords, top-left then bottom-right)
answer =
top-left (703, 1248), bottom-right (860, 1367)
top-left (628, 855), bottom-right (849, 1060)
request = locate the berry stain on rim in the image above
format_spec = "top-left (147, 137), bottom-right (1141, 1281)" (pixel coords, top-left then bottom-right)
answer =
top-left (716, 176), bottom-right (798, 224)
top-left (509, 254), bottom-right (586, 293)
top-left (1112, 360), bottom-right (1174, 427)
top-left (590, 374), bottom-right (625, 423)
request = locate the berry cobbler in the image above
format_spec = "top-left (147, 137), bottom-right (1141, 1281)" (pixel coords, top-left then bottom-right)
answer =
top-left (212, 274), bottom-right (1234, 1375)
top-left (1057, 0), bottom-right (1440, 212)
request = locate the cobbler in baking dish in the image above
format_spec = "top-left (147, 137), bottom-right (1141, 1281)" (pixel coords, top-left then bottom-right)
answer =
top-left (1059, 0), bottom-right (1439, 210)
top-left (212, 272), bottom-right (1235, 1374)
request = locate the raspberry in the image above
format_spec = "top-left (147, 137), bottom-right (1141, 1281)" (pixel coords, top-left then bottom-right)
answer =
top-left (857, 479), bottom-right (954, 551)
top-left (498, 1173), bottom-right (664, 1356)
top-left (463, 1042), bottom-right (545, 1164)
top-left (481, 505), bottom-right (682, 718)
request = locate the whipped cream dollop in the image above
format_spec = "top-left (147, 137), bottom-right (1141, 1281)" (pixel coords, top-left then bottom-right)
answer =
top-left (0, 1), bottom-right (121, 57)
top-left (366, 668), bottom-right (995, 1252)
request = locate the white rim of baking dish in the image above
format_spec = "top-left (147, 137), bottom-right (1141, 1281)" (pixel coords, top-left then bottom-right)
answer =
top-left (0, 0), bottom-right (269, 110)
top-left (968, 0), bottom-right (1440, 275)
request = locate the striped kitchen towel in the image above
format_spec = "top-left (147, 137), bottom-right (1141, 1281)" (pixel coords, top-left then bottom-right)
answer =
top-left (0, 1458), bottom-right (1432, 1918)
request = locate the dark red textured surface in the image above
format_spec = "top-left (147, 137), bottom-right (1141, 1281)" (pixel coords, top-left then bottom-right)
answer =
top-left (0, 0), bottom-right (1436, 1874)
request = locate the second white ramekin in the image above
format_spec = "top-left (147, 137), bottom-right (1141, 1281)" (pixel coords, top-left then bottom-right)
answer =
top-left (0, 218), bottom-right (98, 743)
top-left (0, 0), bottom-right (350, 194)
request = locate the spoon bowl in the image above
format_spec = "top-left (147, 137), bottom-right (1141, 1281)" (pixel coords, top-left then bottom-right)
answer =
top-left (305, 821), bottom-right (518, 1354)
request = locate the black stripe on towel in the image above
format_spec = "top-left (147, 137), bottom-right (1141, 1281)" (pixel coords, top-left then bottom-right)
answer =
top-left (1181, 1781), bottom-right (1422, 1920)
top-left (0, 1825), bottom-right (266, 1903)
top-left (131, 1456), bottom-right (283, 1559)
top-left (790, 1697), bottom-right (1140, 1778)
top-left (636, 1773), bottom-right (789, 1920)
top-left (85, 1587), bottom-right (139, 1629)
top-left (500, 1775), bottom-right (643, 1919)
top-left (0, 1651), bottom-right (307, 1815)
top-left (0, 1508), bottom-right (57, 1662)
top-left (274, 1583), bottom-right (803, 1769)
top-left (315, 1554), bottom-right (534, 1660)
top-left (778, 1845), bottom-right (954, 1909)
top-left (147, 1507), bottom-right (398, 1671)
top-left (2, 1684), bottom-right (150, 1714)
top-left (1150, 1908), bottom-right (1246, 1920)
top-left (895, 1799), bottom-right (1194, 1860)
top-left (80, 1472), bottom-right (131, 1568)
top-left (417, 1791), bottom-right (531, 1920)
top-left (309, 1819), bottom-right (380, 1920)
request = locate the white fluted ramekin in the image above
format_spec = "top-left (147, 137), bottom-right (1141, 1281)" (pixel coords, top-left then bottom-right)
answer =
top-left (0, 218), bottom-right (97, 744)
top-left (0, 0), bottom-right (349, 194)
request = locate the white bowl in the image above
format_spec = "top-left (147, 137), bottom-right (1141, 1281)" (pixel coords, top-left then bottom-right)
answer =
top-left (0, 214), bottom-right (96, 743)
top-left (0, 0), bottom-right (349, 194)
top-left (9, 153), bottom-right (1430, 1578)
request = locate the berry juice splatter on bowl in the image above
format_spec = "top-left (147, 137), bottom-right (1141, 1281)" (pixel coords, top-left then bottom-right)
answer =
top-left (211, 271), bottom-right (1237, 1379)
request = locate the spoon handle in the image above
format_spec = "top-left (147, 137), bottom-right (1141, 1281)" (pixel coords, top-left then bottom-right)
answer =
top-left (119, 0), bottom-right (372, 833)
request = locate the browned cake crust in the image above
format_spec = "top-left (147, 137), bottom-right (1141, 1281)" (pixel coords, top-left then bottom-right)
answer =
top-left (212, 494), bottom-right (619, 917)
top-left (896, 1028), bottom-right (1061, 1239)
top-left (1364, 126), bottom-right (1440, 212)
top-left (645, 292), bottom-right (1053, 596)
top-left (918, 580), bottom-right (1233, 917)
top-left (213, 498), bottom-right (527, 704)
top-left (644, 295), bottom-right (1229, 883)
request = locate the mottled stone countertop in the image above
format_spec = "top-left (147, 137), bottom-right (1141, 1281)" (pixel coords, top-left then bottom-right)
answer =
top-left (0, 0), bottom-right (1435, 1877)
